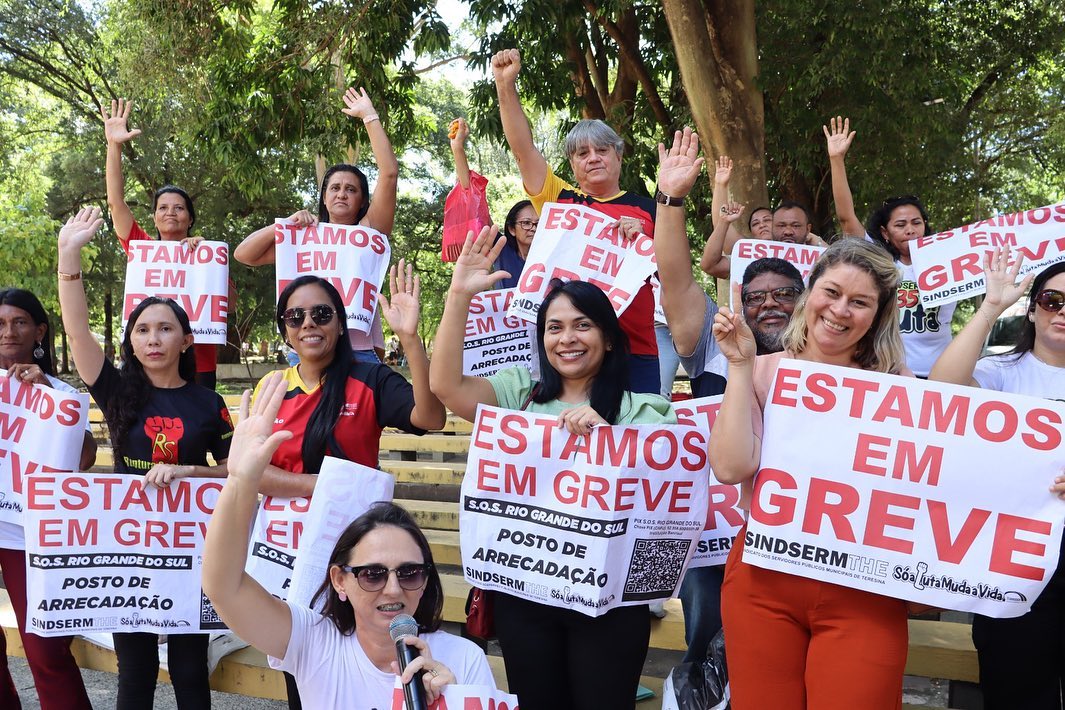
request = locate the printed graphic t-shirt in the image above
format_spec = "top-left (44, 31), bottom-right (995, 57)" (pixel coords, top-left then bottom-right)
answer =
top-left (89, 360), bottom-right (233, 475)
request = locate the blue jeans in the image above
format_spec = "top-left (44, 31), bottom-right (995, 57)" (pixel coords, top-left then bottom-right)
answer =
top-left (679, 564), bottom-right (725, 664)
top-left (655, 324), bottom-right (680, 399)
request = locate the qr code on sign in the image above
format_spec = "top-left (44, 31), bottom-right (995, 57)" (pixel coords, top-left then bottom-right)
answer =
top-left (200, 590), bottom-right (227, 630)
top-left (622, 538), bottom-right (690, 602)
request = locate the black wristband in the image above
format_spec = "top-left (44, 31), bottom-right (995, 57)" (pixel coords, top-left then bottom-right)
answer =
top-left (654, 189), bottom-right (686, 207)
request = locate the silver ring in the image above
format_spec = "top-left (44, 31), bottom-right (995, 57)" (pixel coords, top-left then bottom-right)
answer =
top-left (429, 668), bottom-right (439, 677)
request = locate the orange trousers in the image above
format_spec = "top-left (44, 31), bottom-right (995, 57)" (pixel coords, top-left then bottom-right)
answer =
top-left (721, 534), bottom-right (908, 710)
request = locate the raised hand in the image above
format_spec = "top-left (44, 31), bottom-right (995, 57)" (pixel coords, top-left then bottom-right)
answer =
top-left (823, 116), bottom-right (856, 159)
top-left (100, 98), bottom-right (142, 145)
top-left (712, 283), bottom-right (758, 364)
top-left (448, 118), bottom-right (469, 148)
top-left (981, 246), bottom-right (1032, 314)
top-left (656, 127), bottom-right (704, 199)
top-left (58, 206), bottom-right (104, 252)
top-left (379, 259), bottom-right (421, 337)
top-left (341, 87), bottom-right (378, 121)
top-left (448, 225), bottom-right (510, 297)
top-left (713, 155), bottom-right (733, 187)
top-left (720, 202), bottom-right (746, 224)
top-left (491, 49), bottom-right (522, 84)
top-left (226, 372), bottom-right (294, 484)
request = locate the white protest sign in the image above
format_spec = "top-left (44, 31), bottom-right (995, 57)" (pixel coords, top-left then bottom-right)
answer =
top-left (460, 405), bottom-right (708, 616)
top-left (672, 396), bottom-right (744, 567)
top-left (463, 289), bottom-right (539, 379)
top-left (245, 456), bottom-right (394, 605)
top-left (274, 220), bottom-right (391, 335)
top-left (910, 202), bottom-right (1065, 307)
top-left (0, 374), bottom-right (88, 525)
top-left (728, 239), bottom-right (825, 308)
top-left (390, 683), bottom-right (520, 710)
top-left (122, 240), bottom-right (230, 344)
top-left (24, 474), bottom-right (225, 635)
top-left (507, 202), bottom-right (656, 322)
top-left (744, 359), bottom-right (1065, 617)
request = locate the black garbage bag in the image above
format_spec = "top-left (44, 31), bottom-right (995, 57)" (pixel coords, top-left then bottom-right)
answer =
top-left (663, 628), bottom-right (730, 710)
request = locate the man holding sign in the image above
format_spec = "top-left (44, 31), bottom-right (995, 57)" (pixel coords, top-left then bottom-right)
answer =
top-left (493, 48), bottom-right (660, 394)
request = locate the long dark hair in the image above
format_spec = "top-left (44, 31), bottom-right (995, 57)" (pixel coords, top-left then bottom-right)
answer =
top-left (152, 185), bottom-right (196, 237)
top-left (1007, 261), bottom-right (1065, 360)
top-left (533, 281), bottom-right (629, 423)
top-left (503, 200), bottom-right (534, 255)
top-left (317, 164), bottom-right (370, 224)
top-left (311, 502), bottom-right (444, 635)
top-left (866, 196), bottom-right (930, 261)
top-left (0, 288), bottom-right (55, 376)
top-left (275, 275), bottom-right (353, 474)
top-left (108, 297), bottom-right (197, 461)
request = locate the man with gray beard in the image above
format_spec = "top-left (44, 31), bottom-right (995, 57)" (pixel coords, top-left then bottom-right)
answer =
top-left (739, 258), bottom-right (804, 353)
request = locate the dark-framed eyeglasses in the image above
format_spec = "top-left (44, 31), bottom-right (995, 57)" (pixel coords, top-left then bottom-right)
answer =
top-left (340, 563), bottom-right (432, 592)
top-left (516, 219), bottom-right (539, 230)
top-left (1034, 289), bottom-right (1065, 313)
top-left (281, 304), bottom-right (336, 329)
top-left (741, 286), bottom-right (802, 308)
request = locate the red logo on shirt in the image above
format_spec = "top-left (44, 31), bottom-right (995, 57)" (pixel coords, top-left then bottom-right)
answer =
top-left (145, 416), bottom-right (183, 463)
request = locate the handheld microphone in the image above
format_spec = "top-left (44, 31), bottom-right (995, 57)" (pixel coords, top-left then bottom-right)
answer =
top-left (389, 614), bottom-right (427, 710)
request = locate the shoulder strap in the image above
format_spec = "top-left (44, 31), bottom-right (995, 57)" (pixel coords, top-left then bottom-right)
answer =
top-left (519, 382), bottom-right (540, 411)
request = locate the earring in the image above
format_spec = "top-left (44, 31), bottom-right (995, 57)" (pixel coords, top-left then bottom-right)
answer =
top-left (338, 590), bottom-right (348, 602)
top-left (33, 341), bottom-right (44, 360)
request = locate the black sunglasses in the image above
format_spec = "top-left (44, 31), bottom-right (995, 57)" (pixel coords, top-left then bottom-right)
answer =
top-left (340, 563), bottom-right (432, 592)
top-left (741, 286), bottom-right (802, 308)
top-left (1034, 289), bottom-right (1065, 313)
top-left (282, 304), bottom-right (336, 329)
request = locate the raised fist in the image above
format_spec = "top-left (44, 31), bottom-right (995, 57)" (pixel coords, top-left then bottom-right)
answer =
top-left (145, 415), bottom-right (184, 463)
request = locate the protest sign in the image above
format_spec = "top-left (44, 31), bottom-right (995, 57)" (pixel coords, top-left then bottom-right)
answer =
top-left (460, 405), bottom-right (708, 616)
top-left (744, 359), bottom-right (1065, 617)
top-left (246, 456), bottom-right (393, 606)
top-left (24, 474), bottom-right (225, 635)
top-left (274, 220), bottom-right (391, 335)
top-left (672, 396), bottom-right (744, 567)
top-left (390, 683), bottom-right (520, 710)
top-left (0, 374), bottom-right (88, 525)
top-left (464, 289), bottom-right (539, 378)
top-left (507, 203), bottom-right (656, 322)
top-left (910, 202), bottom-right (1065, 307)
top-left (728, 239), bottom-right (825, 308)
top-left (122, 240), bottom-right (229, 344)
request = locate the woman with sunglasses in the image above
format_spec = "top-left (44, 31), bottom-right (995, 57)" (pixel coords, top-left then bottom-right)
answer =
top-left (235, 87), bottom-right (396, 362)
top-left (101, 99), bottom-right (225, 389)
top-left (58, 207), bottom-right (233, 708)
top-left (429, 227), bottom-right (675, 710)
top-left (824, 116), bottom-right (955, 377)
top-left (203, 373), bottom-right (493, 709)
top-left (0, 288), bottom-right (96, 710)
top-left (931, 250), bottom-right (1065, 709)
top-left (447, 117), bottom-right (538, 289)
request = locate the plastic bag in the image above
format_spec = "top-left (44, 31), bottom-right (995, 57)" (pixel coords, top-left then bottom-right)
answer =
top-left (441, 170), bottom-right (491, 262)
top-left (662, 629), bottom-right (730, 710)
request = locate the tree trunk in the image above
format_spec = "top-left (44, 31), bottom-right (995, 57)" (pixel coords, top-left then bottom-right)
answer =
top-left (661, 0), bottom-right (768, 209)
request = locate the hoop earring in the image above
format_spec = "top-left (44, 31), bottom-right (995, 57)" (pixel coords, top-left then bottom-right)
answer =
top-left (33, 342), bottom-right (45, 360)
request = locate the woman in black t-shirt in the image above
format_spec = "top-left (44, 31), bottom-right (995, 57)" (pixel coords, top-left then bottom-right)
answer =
top-left (57, 207), bottom-right (233, 709)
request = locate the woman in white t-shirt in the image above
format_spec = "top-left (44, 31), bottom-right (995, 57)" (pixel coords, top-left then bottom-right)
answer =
top-left (202, 374), bottom-right (493, 710)
top-left (0, 288), bottom-right (96, 710)
top-left (930, 252), bottom-right (1065, 709)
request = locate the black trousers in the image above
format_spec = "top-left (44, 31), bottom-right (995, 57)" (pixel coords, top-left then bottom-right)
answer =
top-left (973, 537), bottom-right (1065, 709)
top-left (113, 632), bottom-right (210, 709)
top-left (493, 592), bottom-right (650, 710)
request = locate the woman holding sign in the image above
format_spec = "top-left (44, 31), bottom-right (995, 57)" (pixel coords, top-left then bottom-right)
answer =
top-left (101, 98), bottom-right (224, 389)
top-left (203, 373), bottom-right (494, 709)
top-left (931, 252), bottom-right (1065, 709)
top-left (234, 87), bottom-right (397, 362)
top-left (0, 288), bottom-right (95, 710)
top-left (710, 237), bottom-right (910, 709)
top-left (57, 207), bottom-right (233, 709)
top-left (429, 227), bottom-right (676, 710)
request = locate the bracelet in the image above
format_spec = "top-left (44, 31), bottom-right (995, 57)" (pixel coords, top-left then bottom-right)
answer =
top-left (57, 270), bottom-right (82, 281)
top-left (654, 188), bottom-right (686, 207)
top-left (979, 309), bottom-right (996, 331)
top-left (362, 114), bottom-right (380, 125)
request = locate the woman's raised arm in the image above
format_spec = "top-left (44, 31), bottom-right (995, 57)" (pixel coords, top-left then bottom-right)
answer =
top-left (100, 99), bottom-right (142, 244)
top-left (57, 207), bottom-right (107, 386)
top-left (342, 87), bottom-right (399, 235)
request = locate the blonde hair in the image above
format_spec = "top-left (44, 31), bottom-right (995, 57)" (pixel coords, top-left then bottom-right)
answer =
top-left (781, 238), bottom-right (905, 373)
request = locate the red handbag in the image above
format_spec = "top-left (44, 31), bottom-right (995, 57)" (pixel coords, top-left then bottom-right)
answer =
top-left (465, 586), bottom-right (495, 640)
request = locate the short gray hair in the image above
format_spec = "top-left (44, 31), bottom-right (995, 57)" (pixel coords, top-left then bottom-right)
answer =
top-left (564, 120), bottom-right (624, 159)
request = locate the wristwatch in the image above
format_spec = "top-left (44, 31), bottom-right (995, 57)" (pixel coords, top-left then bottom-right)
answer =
top-left (654, 189), bottom-right (685, 207)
